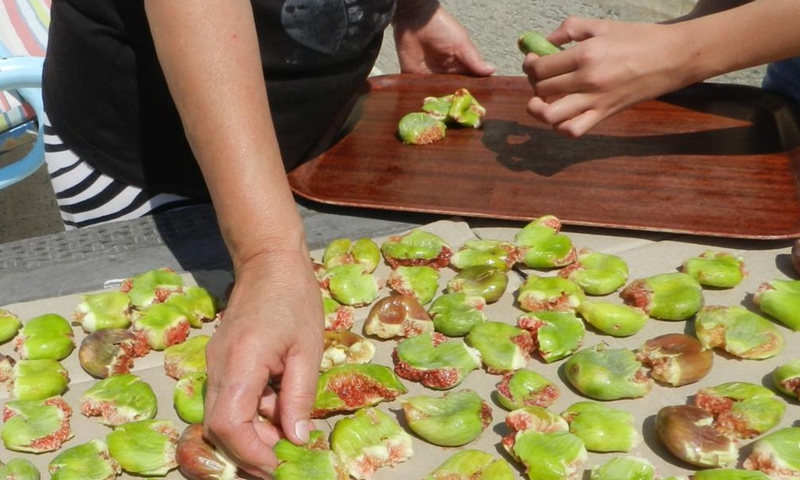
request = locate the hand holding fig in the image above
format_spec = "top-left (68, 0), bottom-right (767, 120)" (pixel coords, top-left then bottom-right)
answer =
top-left (204, 252), bottom-right (324, 478)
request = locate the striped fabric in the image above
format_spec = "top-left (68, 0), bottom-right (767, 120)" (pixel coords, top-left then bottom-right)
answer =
top-left (0, 0), bottom-right (50, 132)
top-left (43, 118), bottom-right (203, 229)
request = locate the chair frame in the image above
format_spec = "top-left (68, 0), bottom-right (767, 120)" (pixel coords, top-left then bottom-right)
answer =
top-left (0, 44), bottom-right (44, 190)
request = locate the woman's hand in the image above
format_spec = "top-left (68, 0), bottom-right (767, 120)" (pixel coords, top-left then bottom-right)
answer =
top-left (204, 250), bottom-right (324, 478)
top-left (145, 0), bottom-right (325, 475)
top-left (523, 18), bottom-right (692, 138)
top-left (393, 3), bottom-right (495, 77)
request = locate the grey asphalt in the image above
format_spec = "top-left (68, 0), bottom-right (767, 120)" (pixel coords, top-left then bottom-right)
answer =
top-left (0, 0), bottom-right (765, 243)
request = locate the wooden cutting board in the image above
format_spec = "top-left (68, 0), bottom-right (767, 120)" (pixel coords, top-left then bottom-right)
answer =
top-left (288, 74), bottom-right (800, 239)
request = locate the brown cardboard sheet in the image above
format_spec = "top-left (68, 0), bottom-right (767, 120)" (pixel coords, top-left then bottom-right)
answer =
top-left (1, 220), bottom-right (798, 479)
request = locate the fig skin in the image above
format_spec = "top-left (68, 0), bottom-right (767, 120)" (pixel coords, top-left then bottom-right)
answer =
top-left (402, 389), bottom-right (492, 447)
top-left (656, 405), bottom-right (738, 468)
top-left (620, 272), bottom-right (704, 321)
top-left (792, 239), bottom-right (800, 276)
top-left (446, 265), bottom-right (509, 304)
top-left (364, 295), bottom-right (434, 339)
top-left (561, 401), bottom-right (641, 453)
top-left (637, 333), bottom-right (713, 387)
top-left (743, 426), bottom-right (800, 479)
top-left (680, 250), bottom-right (746, 288)
top-left (422, 450), bottom-right (515, 480)
top-left (773, 359), bottom-right (800, 399)
top-left (175, 423), bottom-right (242, 480)
top-left (0, 310), bottom-right (23, 344)
top-left (564, 345), bottom-right (652, 401)
top-left (695, 305), bottom-right (784, 359)
top-left (78, 328), bottom-right (149, 379)
top-left (513, 215), bottom-right (577, 269)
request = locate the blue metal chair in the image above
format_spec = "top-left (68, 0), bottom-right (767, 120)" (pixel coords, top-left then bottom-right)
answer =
top-left (0, 47), bottom-right (44, 190)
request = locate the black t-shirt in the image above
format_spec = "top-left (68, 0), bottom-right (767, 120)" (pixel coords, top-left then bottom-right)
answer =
top-left (42, 0), bottom-right (395, 198)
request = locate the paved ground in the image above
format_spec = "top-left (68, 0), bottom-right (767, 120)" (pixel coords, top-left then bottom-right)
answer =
top-left (0, 0), bottom-right (766, 243)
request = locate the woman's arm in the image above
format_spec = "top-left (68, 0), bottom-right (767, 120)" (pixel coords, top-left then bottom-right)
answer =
top-left (525, 0), bottom-right (800, 137)
top-left (144, 0), bottom-right (323, 477)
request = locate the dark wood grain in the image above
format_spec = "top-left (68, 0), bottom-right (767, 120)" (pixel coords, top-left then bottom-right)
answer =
top-left (288, 74), bottom-right (800, 239)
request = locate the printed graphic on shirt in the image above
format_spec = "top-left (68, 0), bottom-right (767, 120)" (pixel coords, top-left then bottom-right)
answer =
top-left (281, 0), bottom-right (394, 56)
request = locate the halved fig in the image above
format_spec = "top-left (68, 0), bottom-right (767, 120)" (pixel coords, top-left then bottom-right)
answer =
top-left (422, 450), bottom-right (515, 480)
top-left (312, 363), bottom-right (407, 418)
top-left (323, 264), bottom-right (380, 307)
top-left (322, 291), bottom-right (356, 332)
top-left (695, 305), bottom-right (784, 359)
top-left (274, 429), bottom-right (348, 480)
top-left (80, 373), bottom-right (158, 427)
top-left (132, 303), bottom-right (191, 351)
top-left (465, 321), bottom-right (533, 374)
top-left (504, 405), bottom-right (569, 436)
top-left (174, 372), bottom-right (207, 424)
top-left (680, 250), bottom-right (746, 288)
top-left (398, 112), bottom-right (446, 146)
top-left (0, 309), bottom-right (22, 344)
top-left (428, 292), bottom-right (487, 337)
top-left (106, 419), bottom-right (179, 476)
top-left (560, 401), bottom-right (641, 453)
top-left (79, 328), bottom-right (150, 379)
top-left (175, 423), bottom-right (242, 480)
top-left (13, 313), bottom-right (75, 361)
top-left (363, 295), bottom-right (434, 340)
top-left (322, 237), bottom-right (381, 273)
top-left (564, 345), bottom-right (652, 401)
top-left (753, 279), bottom-right (800, 331)
top-left (48, 439), bottom-right (121, 480)
top-left (392, 332), bottom-right (481, 390)
top-left (447, 88), bottom-right (487, 128)
top-left (743, 427), bottom-right (800, 479)
top-left (330, 407), bottom-right (413, 480)
top-left (380, 229), bottom-right (452, 269)
top-left (402, 389), bottom-right (491, 447)
top-left (620, 272), bottom-right (704, 321)
top-left (445, 265), bottom-right (508, 304)
top-left (120, 267), bottom-right (184, 308)
top-left (449, 239), bottom-right (521, 272)
top-left (517, 311), bottom-right (585, 363)
top-left (589, 456), bottom-right (655, 480)
top-left (7, 358), bottom-right (70, 401)
top-left (74, 290), bottom-right (133, 332)
top-left (773, 359), bottom-right (800, 399)
top-left (165, 285), bottom-right (218, 328)
top-left (513, 215), bottom-right (577, 269)
top-left (693, 382), bottom-right (785, 440)
top-left (558, 248), bottom-right (629, 295)
top-left (387, 265), bottom-right (441, 306)
top-left (164, 334), bottom-right (209, 380)
top-left (516, 275), bottom-right (584, 313)
top-left (504, 430), bottom-right (586, 480)
top-left (421, 93), bottom-right (452, 121)
top-left (656, 405), bottom-right (738, 468)
top-left (0, 458), bottom-right (40, 479)
top-left (577, 301), bottom-right (648, 337)
top-left (636, 333), bottom-right (714, 387)
top-left (2, 396), bottom-right (73, 453)
top-left (495, 368), bottom-right (559, 410)
top-left (321, 330), bottom-right (376, 372)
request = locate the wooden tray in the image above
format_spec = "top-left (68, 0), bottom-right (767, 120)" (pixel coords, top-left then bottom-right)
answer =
top-left (288, 74), bottom-right (800, 239)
